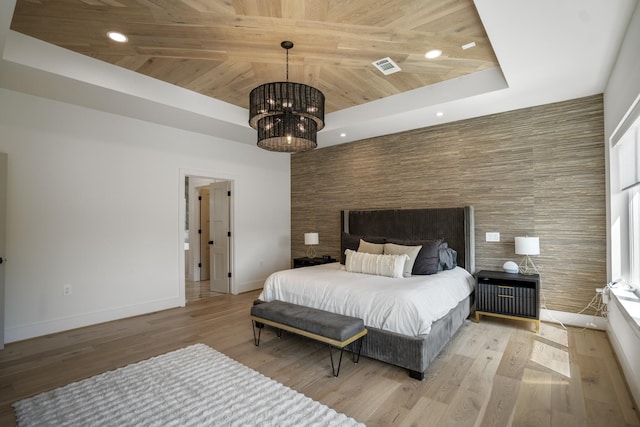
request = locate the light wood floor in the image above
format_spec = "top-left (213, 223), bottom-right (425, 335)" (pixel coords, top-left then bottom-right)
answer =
top-left (186, 279), bottom-right (222, 302)
top-left (1, 290), bottom-right (638, 427)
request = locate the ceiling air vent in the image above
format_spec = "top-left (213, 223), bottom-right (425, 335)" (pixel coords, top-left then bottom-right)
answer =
top-left (372, 57), bottom-right (401, 75)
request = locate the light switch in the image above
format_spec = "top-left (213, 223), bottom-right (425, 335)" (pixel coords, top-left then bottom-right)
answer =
top-left (486, 232), bottom-right (500, 242)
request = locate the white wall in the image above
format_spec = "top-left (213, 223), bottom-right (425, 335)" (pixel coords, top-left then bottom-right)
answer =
top-left (604, 0), bottom-right (640, 411)
top-left (0, 88), bottom-right (291, 343)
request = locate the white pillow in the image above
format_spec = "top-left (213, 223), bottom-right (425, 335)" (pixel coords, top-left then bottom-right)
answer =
top-left (358, 239), bottom-right (384, 254)
top-left (383, 243), bottom-right (422, 277)
top-left (344, 249), bottom-right (407, 278)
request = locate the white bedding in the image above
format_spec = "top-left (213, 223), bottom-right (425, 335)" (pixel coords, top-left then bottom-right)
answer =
top-left (258, 263), bottom-right (475, 336)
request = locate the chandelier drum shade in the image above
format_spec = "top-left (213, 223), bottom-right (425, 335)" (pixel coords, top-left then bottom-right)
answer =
top-left (249, 41), bottom-right (325, 152)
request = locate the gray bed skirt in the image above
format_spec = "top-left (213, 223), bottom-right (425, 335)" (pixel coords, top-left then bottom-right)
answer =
top-left (359, 293), bottom-right (474, 379)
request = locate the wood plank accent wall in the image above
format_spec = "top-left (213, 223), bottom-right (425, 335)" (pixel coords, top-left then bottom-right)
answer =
top-left (291, 95), bottom-right (605, 314)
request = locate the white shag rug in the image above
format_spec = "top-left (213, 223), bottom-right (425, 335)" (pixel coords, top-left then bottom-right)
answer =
top-left (13, 343), bottom-right (365, 427)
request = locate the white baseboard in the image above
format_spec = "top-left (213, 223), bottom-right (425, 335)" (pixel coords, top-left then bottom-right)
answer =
top-left (5, 296), bottom-right (184, 344)
top-left (540, 308), bottom-right (607, 330)
top-left (236, 280), bottom-right (264, 295)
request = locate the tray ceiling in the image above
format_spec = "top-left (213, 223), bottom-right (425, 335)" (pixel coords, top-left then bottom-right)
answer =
top-left (10, 0), bottom-right (499, 114)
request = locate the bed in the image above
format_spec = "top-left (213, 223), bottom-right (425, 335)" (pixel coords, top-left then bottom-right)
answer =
top-left (258, 206), bottom-right (476, 379)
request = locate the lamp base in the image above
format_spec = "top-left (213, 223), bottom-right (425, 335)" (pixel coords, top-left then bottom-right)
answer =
top-left (518, 255), bottom-right (539, 275)
top-left (306, 246), bottom-right (317, 258)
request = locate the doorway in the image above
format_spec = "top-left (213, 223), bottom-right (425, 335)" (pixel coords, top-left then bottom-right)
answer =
top-left (184, 175), bottom-right (233, 302)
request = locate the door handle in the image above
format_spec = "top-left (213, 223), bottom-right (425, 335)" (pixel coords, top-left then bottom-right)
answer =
top-left (208, 241), bottom-right (214, 245)
top-left (0, 257), bottom-right (4, 264)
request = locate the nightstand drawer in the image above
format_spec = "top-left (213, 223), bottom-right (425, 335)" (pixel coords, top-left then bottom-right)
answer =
top-left (477, 282), bottom-right (537, 318)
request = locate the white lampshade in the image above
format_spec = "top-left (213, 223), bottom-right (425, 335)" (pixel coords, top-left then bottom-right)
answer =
top-left (304, 232), bottom-right (319, 245)
top-left (515, 236), bottom-right (540, 255)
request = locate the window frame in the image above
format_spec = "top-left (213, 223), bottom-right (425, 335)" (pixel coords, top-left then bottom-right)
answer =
top-left (629, 185), bottom-right (640, 290)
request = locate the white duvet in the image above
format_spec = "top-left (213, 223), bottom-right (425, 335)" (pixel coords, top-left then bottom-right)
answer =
top-left (258, 263), bottom-right (475, 336)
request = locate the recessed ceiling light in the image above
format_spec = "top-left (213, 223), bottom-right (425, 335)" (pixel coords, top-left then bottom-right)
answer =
top-left (436, 112), bottom-right (444, 117)
top-left (461, 42), bottom-right (476, 50)
top-left (107, 31), bottom-right (128, 43)
top-left (340, 133), bottom-right (347, 137)
top-left (425, 49), bottom-right (442, 59)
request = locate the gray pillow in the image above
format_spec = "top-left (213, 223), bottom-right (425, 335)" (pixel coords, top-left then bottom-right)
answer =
top-left (386, 238), bottom-right (442, 275)
top-left (437, 242), bottom-right (458, 271)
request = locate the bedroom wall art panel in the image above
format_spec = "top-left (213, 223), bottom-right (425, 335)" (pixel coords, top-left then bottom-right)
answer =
top-left (291, 94), bottom-right (605, 314)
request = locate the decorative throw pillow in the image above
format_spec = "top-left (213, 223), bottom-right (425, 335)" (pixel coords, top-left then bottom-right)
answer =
top-left (358, 239), bottom-right (384, 254)
top-left (437, 242), bottom-right (458, 271)
top-left (344, 249), bottom-right (407, 278)
top-left (340, 233), bottom-right (385, 264)
top-left (383, 243), bottom-right (422, 277)
top-left (386, 238), bottom-right (442, 275)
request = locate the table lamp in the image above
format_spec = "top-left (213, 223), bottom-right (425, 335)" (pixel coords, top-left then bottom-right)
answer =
top-left (304, 232), bottom-right (319, 258)
top-left (515, 236), bottom-right (540, 275)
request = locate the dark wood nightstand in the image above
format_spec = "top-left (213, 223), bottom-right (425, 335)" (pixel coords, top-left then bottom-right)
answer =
top-left (293, 256), bottom-right (337, 268)
top-left (475, 270), bottom-right (540, 333)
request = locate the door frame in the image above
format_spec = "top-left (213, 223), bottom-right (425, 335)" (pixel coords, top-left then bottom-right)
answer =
top-left (0, 152), bottom-right (6, 349)
top-left (179, 169), bottom-right (235, 302)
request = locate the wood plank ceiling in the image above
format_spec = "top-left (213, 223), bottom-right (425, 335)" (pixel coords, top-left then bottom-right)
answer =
top-left (10, 0), bottom-right (500, 114)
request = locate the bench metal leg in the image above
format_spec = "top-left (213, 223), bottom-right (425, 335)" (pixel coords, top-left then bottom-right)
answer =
top-left (328, 335), bottom-right (366, 377)
top-left (328, 345), bottom-right (345, 377)
top-left (251, 320), bottom-right (263, 346)
top-left (351, 336), bottom-right (364, 364)
top-left (252, 320), bottom-right (284, 347)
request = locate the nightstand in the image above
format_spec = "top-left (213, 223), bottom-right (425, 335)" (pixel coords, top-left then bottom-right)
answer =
top-left (475, 270), bottom-right (540, 333)
top-left (293, 256), bottom-right (337, 268)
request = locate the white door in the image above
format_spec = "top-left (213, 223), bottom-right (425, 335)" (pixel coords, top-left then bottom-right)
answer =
top-left (209, 181), bottom-right (231, 293)
top-left (0, 153), bottom-right (7, 349)
top-left (198, 186), bottom-right (210, 281)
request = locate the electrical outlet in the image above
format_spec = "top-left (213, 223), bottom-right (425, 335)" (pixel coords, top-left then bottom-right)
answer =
top-left (63, 284), bottom-right (72, 296)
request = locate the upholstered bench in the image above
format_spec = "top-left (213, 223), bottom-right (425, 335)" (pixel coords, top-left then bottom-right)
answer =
top-left (250, 300), bottom-right (368, 377)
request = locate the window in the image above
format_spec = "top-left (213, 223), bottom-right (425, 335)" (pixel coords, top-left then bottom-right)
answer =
top-left (614, 97), bottom-right (640, 292)
top-left (622, 122), bottom-right (640, 293)
top-left (630, 185), bottom-right (640, 290)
